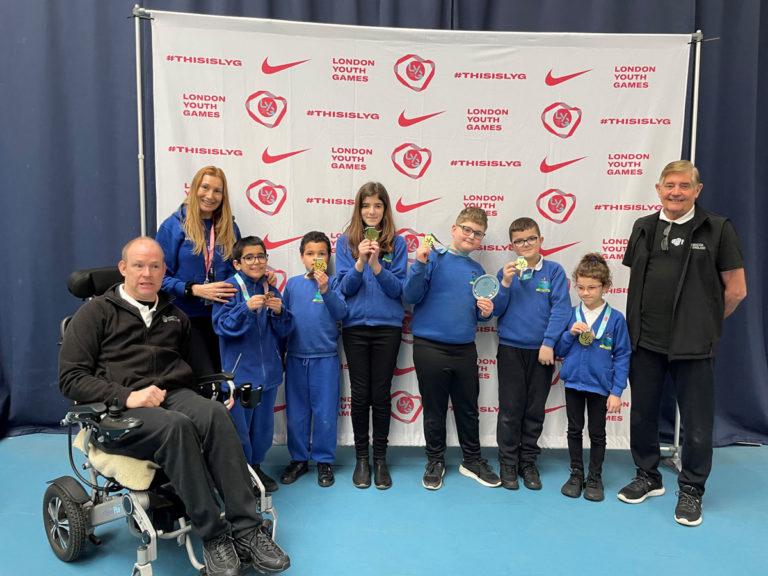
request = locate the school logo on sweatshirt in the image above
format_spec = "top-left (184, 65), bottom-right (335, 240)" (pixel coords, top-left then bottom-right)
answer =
top-left (599, 333), bottom-right (613, 350)
top-left (535, 277), bottom-right (551, 293)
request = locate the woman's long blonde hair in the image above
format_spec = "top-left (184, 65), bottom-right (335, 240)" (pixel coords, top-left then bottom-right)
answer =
top-left (344, 182), bottom-right (396, 258)
top-left (183, 166), bottom-right (237, 260)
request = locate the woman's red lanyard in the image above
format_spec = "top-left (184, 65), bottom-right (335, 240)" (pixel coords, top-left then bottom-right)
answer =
top-left (204, 219), bottom-right (216, 282)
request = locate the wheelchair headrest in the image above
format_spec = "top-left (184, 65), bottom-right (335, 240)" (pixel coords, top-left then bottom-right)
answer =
top-left (67, 267), bottom-right (123, 299)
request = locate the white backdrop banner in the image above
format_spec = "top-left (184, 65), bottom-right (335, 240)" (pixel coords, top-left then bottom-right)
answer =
top-left (150, 11), bottom-right (691, 449)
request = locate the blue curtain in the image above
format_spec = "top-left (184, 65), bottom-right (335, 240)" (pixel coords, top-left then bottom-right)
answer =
top-left (1, 0), bottom-right (765, 444)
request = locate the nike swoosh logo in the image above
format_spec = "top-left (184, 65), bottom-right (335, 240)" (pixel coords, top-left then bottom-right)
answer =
top-left (544, 404), bottom-right (566, 414)
top-left (539, 156), bottom-right (586, 173)
top-left (261, 57), bottom-right (310, 75)
top-left (540, 241), bottom-right (580, 257)
top-left (545, 69), bottom-right (592, 86)
top-left (274, 404), bottom-right (286, 413)
top-left (394, 366), bottom-right (416, 376)
top-left (396, 197), bottom-right (440, 213)
top-left (398, 110), bottom-right (445, 127)
top-left (262, 147), bottom-right (309, 164)
top-left (262, 234), bottom-right (303, 250)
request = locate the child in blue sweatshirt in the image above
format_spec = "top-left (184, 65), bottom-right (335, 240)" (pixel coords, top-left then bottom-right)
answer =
top-left (279, 231), bottom-right (347, 488)
top-left (555, 253), bottom-right (630, 502)
top-left (403, 207), bottom-right (500, 491)
top-left (493, 217), bottom-right (571, 491)
top-left (213, 236), bottom-right (294, 493)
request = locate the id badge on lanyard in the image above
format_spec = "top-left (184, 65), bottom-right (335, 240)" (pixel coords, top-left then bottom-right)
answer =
top-left (203, 221), bottom-right (216, 305)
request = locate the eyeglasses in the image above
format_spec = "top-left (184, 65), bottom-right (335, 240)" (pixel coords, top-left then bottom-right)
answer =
top-left (576, 284), bottom-right (603, 293)
top-left (660, 222), bottom-right (672, 252)
top-left (512, 235), bottom-right (539, 248)
top-left (458, 225), bottom-right (486, 239)
top-left (240, 254), bottom-right (268, 264)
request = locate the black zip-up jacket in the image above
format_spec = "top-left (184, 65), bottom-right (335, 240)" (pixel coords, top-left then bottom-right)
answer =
top-left (59, 285), bottom-right (196, 408)
top-left (623, 206), bottom-right (740, 360)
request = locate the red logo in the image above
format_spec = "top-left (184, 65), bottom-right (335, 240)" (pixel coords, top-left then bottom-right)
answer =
top-left (401, 310), bottom-right (413, 344)
top-left (537, 189), bottom-right (576, 224)
top-left (245, 90), bottom-right (287, 128)
top-left (246, 179), bottom-right (288, 216)
top-left (540, 241), bottom-right (580, 257)
top-left (396, 197), bottom-right (440, 213)
top-left (266, 267), bottom-right (287, 292)
top-left (393, 366), bottom-right (416, 376)
top-left (397, 228), bottom-right (425, 263)
top-left (539, 156), bottom-right (586, 173)
top-left (544, 404), bottom-right (566, 414)
top-left (394, 54), bottom-right (436, 92)
top-left (398, 110), bottom-right (445, 127)
top-left (262, 147), bottom-right (309, 164)
top-left (544, 69), bottom-right (592, 86)
top-left (262, 234), bottom-right (303, 250)
top-left (390, 390), bottom-right (423, 423)
top-left (261, 57), bottom-right (310, 75)
top-left (392, 143), bottom-right (432, 179)
top-left (541, 102), bottom-right (582, 139)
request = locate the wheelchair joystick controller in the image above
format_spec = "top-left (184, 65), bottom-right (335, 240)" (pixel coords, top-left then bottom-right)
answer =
top-left (96, 398), bottom-right (143, 443)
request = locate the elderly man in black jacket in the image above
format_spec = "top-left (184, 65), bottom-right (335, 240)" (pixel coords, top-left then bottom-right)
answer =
top-left (59, 236), bottom-right (289, 576)
top-left (617, 161), bottom-right (747, 527)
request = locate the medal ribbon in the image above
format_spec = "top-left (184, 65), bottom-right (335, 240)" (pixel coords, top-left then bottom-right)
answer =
top-left (234, 273), bottom-right (250, 299)
top-left (575, 303), bottom-right (612, 340)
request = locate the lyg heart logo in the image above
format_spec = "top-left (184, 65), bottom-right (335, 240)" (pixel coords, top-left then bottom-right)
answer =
top-left (245, 90), bottom-right (288, 128)
top-left (394, 54), bottom-right (436, 92)
top-left (537, 189), bottom-right (576, 224)
top-left (401, 310), bottom-right (413, 344)
top-left (390, 390), bottom-right (423, 423)
top-left (266, 267), bottom-right (287, 292)
top-left (541, 102), bottom-right (582, 138)
top-left (246, 179), bottom-right (288, 216)
top-left (391, 143), bottom-right (432, 179)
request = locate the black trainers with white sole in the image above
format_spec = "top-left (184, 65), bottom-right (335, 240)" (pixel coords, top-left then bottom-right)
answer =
top-left (459, 459), bottom-right (501, 487)
top-left (617, 471), bottom-right (665, 504)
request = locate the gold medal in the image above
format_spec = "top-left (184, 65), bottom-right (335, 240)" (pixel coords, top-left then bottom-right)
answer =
top-left (578, 331), bottom-right (594, 346)
top-left (514, 257), bottom-right (528, 271)
top-left (313, 257), bottom-right (327, 273)
top-left (424, 233), bottom-right (436, 248)
top-left (364, 226), bottom-right (380, 241)
top-left (264, 291), bottom-right (274, 301)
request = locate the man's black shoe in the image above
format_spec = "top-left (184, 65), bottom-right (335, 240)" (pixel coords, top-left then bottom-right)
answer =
top-left (422, 460), bottom-right (445, 490)
top-left (520, 465), bottom-right (542, 490)
top-left (560, 469), bottom-right (584, 498)
top-left (500, 464), bottom-right (519, 490)
top-left (203, 533), bottom-right (241, 576)
top-left (234, 525), bottom-right (290, 574)
top-left (459, 458), bottom-right (501, 487)
top-left (374, 459), bottom-right (392, 490)
top-left (617, 470), bottom-right (665, 504)
top-left (317, 463), bottom-right (335, 488)
top-left (253, 465), bottom-right (279, 493)
top-left (352, 458), bottom-right (371, 489)
top-left (583, 474), bottom-right (604, 502)
top-left (279, 461), bottom-right (308, 485)
top-left (674, 485), bottom-right (703, 526)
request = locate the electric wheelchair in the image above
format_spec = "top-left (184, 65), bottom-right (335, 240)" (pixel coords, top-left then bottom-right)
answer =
top-left (43, 267), bottom-right (278, 576)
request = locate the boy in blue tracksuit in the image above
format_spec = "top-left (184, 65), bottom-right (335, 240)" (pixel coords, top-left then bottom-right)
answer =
top-left (555, 253), bottom-right (630, 502)
top-left (404, 207), bottom-right (500, 491)
top-left (213, 236), bottom-right (294, 493)
top-left (279, 231), bottom-right (347, 488)
top-left (493, 217), bottom-right (571, 491)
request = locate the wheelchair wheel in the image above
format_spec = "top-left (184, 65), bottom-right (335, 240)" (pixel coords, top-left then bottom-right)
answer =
top-left (43, 482), bottom-right (88, 562)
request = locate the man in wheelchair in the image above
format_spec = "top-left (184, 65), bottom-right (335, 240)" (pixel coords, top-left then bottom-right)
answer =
top-left (58, 236), bottom-right (290, 576)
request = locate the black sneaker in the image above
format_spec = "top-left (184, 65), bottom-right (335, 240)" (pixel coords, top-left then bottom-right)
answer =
top-left (253, 465), bottom-right (279, 493)
top-left (234, 524), bottom-right (290, 574)
top-left (422, 460), bottom-right (445, 490)
top-left (520, 465), bottom-right (542, 490)
top-left (583, 474), bottom-right (604, 502)
top-left (203, 533), bottom-right (241, 576)
top-left (561, 470), bottom-right (584, 498)
top-left (317, 463), bottom-right (335, 488)
top-left (280, 460), bottom-right (308, 485)
top-left (352, 458), bottom-right (371, 489)
top-left (674, 485), bottom-right (703, 526)
top-left (459, 459), bottom-right (501, 487)
top-left (374, 459), bottom-right (392, 490)
top-left (500, 464), bottom-right (519, 490)
top-left (617, 471), bottom-right (665, 504)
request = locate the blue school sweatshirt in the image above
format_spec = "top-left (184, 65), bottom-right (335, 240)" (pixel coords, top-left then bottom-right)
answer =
top-left (335, 233), bottom-right (407, 328)
top-left (493, 258), bottom-right (571, 349)
top-left (554, 304), bottom-right (631, 397)
top-left (212, 273), bottom-right (293, 390)
top-left (403, 250), bottom-right (488, 344)
top-left (282, 274), bottom-right (346, 358)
